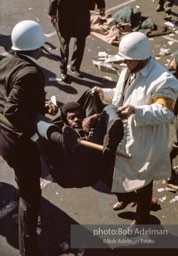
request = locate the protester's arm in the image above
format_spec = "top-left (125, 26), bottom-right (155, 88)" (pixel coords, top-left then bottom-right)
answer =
top-left (82, 113), bottom-right (101, 132)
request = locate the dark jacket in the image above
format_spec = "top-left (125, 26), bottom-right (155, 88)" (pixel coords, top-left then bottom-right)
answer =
top-left (89, 0), bottom-right (105, 10)
top-left (48, 0), bottom-right (105, 37)
top-left (0, 54), bottom-right (46, 138)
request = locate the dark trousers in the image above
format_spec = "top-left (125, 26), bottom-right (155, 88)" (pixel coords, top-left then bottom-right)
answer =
top-left (0, 128), bottom-right (41, 256)
top-left (77, 89), bottom-right (106, 117)
top-left (117, 181), bottom-right (153, 224)
top-left (60, 35), bottom-right (86, 74)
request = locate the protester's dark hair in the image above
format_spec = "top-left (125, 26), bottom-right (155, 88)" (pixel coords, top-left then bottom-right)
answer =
top-left (61, 102), bottom-right (86, 123)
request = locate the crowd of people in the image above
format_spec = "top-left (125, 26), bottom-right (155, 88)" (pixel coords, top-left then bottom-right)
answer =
top-left (1, 1), bottom-right (178, 255)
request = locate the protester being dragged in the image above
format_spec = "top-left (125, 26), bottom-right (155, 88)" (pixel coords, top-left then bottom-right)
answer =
top-left (36, 97), bottom-right (124, 189)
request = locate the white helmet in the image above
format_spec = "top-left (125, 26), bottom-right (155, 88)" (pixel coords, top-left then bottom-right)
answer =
top-left (117, 32), bottom-right (152, 61)
top-left (11, 20), bottom-right (46, 51)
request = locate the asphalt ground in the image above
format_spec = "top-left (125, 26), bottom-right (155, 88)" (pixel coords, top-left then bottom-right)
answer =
top-left (1, 1), bottom-right (178, 255)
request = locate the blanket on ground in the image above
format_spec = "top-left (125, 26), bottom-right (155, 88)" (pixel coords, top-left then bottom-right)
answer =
top-left (90, 6), bottom-right (173, 45)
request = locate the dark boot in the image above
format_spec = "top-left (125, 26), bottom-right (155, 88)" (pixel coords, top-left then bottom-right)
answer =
top-left (166, 168), bottom-right (178, 185)
top-left (62, 126), bottom-right (80, 153)
top-left (156, 4), bottom-right (164, 11)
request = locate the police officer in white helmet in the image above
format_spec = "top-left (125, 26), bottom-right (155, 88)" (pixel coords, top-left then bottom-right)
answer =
top-left (92, 32), bottom-right (178, 225)
top-left (0, 20), bottom-right (57, 255)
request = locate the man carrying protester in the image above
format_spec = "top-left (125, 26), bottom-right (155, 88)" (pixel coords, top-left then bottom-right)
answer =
top-left (92, 31), bottom-right (178, 225)
top-left (0, 20), bottom-right (57, 256)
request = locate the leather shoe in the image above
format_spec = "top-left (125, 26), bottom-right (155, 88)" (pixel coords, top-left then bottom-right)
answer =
top-left (156, 5), bottom-right (164, 12)
top-left (113, 197), bottom-right (158, 211)
top-left (68, 65), bottom-right (83, 78)
top-left (60, 73), bottom-right (71, 84)
top-left (164, 13), bottom-right (172, 21)
top-left (62, 126), bottom-right (80, 153)
top-left (113, 201), bottom-right (131, 211)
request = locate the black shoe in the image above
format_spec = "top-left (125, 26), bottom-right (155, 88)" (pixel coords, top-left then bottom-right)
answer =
top-left (62, 126), bottom-right (80, 153)
top-left (60, 73), bottom-right (71, 84)
top-left (156, 5), bottom-right (164, 12)
top-left (68, 65), bottom-right (83, 78)
top-left (166, 174), bottom-right (178, 185)
top-left (113, 201), bottom-right (131, 211)
top-left (73, 70), bottom-right (83, 78)
top-left (164, 13), bottom-right (172, 21)
top-left (103, 118), bottom-right (124, 152)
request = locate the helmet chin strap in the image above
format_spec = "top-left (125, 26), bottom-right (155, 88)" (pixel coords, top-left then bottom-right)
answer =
top-left (130, 57), bottom-right (151, 73)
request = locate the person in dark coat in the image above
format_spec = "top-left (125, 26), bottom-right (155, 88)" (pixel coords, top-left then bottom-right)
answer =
top-left (48, 0), bottom-right (105, 83)
top-left (0, 20), bottom-right (57, 256)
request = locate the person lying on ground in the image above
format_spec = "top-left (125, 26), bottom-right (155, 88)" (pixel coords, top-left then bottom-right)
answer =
top-left (35, 102), bottom-right (124, 188)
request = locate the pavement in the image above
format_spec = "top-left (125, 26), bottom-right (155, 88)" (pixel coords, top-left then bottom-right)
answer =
top-left (1, 0), bottom-right (178, 255)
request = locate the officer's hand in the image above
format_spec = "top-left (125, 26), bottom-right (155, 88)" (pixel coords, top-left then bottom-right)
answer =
top-left (119, 104), bottom-right (135, 119)
top-left (45, 101), bottom-right (58, 116)
top-left (82, 114), bottom-right (100, 132)
top-left (91, 86), bottom-right (104, 100)
top-left (49, 15), bottom-right (57, 24)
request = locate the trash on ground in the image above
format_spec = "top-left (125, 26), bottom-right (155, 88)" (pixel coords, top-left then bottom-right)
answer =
top-left (159, 196), bottom-right (166, 202)
top-left (49, 77), bottom-right (63, 82)
top-left (165, 183), bottom-right (178, 192)
top-left (92, 60), bottom-right (119, 74)
top-left (157, 188), bottom-right (165, 192)
top-left (169, 195), bottom-right (178, 203)
top-left (164, 21), bottom-right (175, 28)
top-left (159, 48), bottom-right (171, 55)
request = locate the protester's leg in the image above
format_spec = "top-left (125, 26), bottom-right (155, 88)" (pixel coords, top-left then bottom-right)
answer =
top-left (51, 116), bottom-right (64, 133)
top-left (34, 114), bottom-right (80, 154)
top-left (38, 132), bottom-right (105, 188)
top-left (34, 113), bottom-right (62, 141)
top-left (70, 36), bottom-right (86, 72)
top-left (102, 105), bottom-right (124, 151)
top-left (135, 181), bottom-right (153, 224)
top-left (77, 90), bottom-right (105, 117)
top-left (90, 104), bottom-right (124, 147)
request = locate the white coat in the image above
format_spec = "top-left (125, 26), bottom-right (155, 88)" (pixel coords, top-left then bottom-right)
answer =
top-left (101, 57), bottom-right (178, 193)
